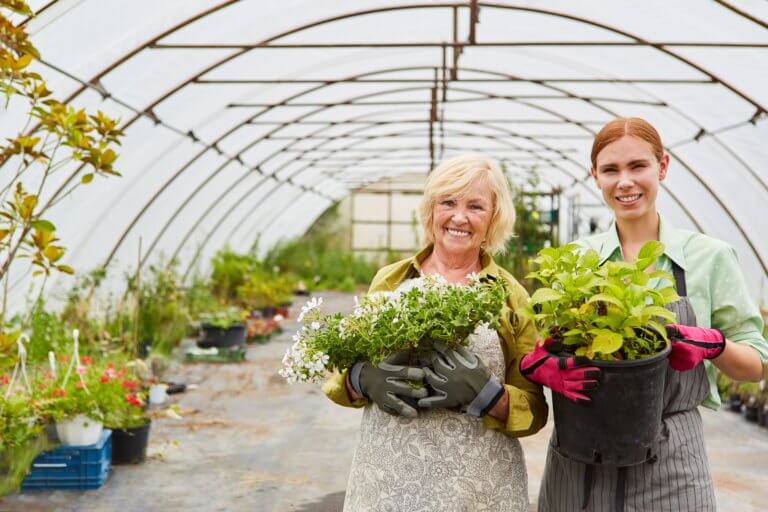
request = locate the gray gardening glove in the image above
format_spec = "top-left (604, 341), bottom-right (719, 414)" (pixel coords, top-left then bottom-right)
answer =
top-left (418, 343), bottom-right (505, 417)
top-left (349, 351), bottom-right (427, 418)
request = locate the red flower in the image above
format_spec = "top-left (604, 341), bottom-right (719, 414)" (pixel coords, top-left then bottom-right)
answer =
top-left (52, 388), bottom-right (67, 397)
top-left (106, 363), bottom-right (115, 370)
top-left (76, 381), bottom-right (86, 389)
top-left (125, 393), bottom-right (142, 407)
top-left (121, 379), bottom-right (138, 391)
top-left (81, 356), bottom-right (93, 366)
top-left (43, 371), bottom-right (55, 381)
top-left (0, 375), bottom-right (9, 385)
top-left (100, 375), bottom-right (110, 383)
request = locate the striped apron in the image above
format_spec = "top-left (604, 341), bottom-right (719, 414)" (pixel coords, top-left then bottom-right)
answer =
top-left (538, 262), bottom-right (717, 511)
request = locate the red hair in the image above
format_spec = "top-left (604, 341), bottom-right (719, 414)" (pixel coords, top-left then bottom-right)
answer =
top-left (591, 117), bottom-right (664, 168)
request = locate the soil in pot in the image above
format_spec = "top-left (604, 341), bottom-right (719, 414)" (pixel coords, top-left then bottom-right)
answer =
top-left (197, 324), bottom-right (246, 348)
top-left (111, 421), bottom-right (151, 465)
top-left (552, 342), bottom-right (671, 467)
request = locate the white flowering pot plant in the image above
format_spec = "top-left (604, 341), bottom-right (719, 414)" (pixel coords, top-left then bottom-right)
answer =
top-left (279, 274), bottom-right (506, 386)
top-left (521, 241), bottom-right (678, 466)
top-left (197, 307), bottom-right (247, 349)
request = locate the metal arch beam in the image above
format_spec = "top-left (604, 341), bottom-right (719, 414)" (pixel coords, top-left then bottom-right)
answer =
top-left (172, 128), bottom-right (589, 278)
top-left (133, 68), bottom-right (615, 269)
top-left (39, 3), bottom-right (764, 273)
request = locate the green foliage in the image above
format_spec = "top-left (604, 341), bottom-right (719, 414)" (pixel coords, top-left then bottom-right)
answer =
top-left (0, 0), bottom-right (123, 335)
top-left (209, 247), bottom-right (260, 302)
top-left (236, 273), bottom-right (294, 310)
top-left (0, 393), bottom-right (52, 496)
top-left (128, 261), bottom-right (188, 356)
top-left (200, 306), bottom-right (246, 330)
top-left (495, 170), bottom-right (557, 293)
top-left (521, 241), bottom-right (679, 360)
top-left (26, 300), bottom-right (69, 363)
top-left (183, 275), bottom-right (217, 320)
top-left (281, 276), bottom-right (507, 382)
top-left (262, 204), bottom-right (378, 291)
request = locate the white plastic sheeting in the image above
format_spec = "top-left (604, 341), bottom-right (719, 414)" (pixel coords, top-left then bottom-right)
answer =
top-left (2, 0), bottom-right (767, 304)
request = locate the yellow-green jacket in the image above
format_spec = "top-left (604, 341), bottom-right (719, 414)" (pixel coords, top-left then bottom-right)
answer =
top-left (322, 246), bottom-right (548, 437)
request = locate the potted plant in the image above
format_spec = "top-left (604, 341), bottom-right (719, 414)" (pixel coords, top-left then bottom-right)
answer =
top-left (738, 382), bottom-right (760, 423)
top-left (37, 350), bottom-right (105, 446)
top-left (96, 361), bottom-right (151, 465)
top-left (522, 241), bottom-right (678, 466)
top-left (197, 306), bottom-right (247, 349)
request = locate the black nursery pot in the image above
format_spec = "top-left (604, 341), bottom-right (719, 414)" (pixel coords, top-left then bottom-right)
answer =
top-left (743, 404), bottom-right (759, 423)
top-left (112, 421), bottom-right (151, 465)
top-left (728, 394), bottom-right (743, 412)
top-left (197, 323), bottom-right (247, 348)
top-left (552, 342), bottom-right (671, 467)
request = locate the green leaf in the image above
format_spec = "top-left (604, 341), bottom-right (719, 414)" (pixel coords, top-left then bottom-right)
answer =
top-left (636, 241), bottom-right (664, 270)
top-left (530, 287), bottom-right (563, 305)
top-left (579, 249), bottom-right (600, 269)
top-left (641, 306), bottom-right (676, 323)
top-left (30, 219), bottom-right (55, 232)
top-left (586, 293), bottom-right (626, 311)
top-left (590, 330), bottom-right (623, 355)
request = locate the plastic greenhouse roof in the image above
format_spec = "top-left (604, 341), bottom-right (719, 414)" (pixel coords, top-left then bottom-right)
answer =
top-left (3, 0), bottom-right (768, 304)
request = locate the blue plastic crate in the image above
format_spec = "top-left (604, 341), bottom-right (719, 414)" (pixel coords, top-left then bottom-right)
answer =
top-left (21, 430), bottom-right (112, 491)
top-left (34, 429), bottom-right (112, 465)
top-left (22, 467), bottom-right (109, 491)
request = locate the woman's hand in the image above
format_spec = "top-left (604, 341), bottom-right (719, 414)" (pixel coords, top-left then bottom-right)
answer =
top-left (347, 351), bottom-right (427, 418)
top-left (519, 339), bottom-right (601, 404)
top-left (665, 324), bottom-right (725, 371)
top-left (418, 343), bottom-right (505, 417)
top-left (667, 324), bottom-right (763, 380)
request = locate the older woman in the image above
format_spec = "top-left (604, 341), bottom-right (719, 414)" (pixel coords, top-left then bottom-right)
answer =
top-left (323, 154), bottom-right (548, 512)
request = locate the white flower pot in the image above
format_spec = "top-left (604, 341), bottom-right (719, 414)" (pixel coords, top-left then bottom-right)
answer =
top-left (56, 414), bottom-right (103, 446)
top-left (149, 383), bottom-right (168, 405)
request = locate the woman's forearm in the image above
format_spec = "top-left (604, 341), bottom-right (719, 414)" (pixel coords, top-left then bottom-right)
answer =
top-left (712, 339), bottom-right (764, 381)
top-left (486, 388), bottom-right (509, 422)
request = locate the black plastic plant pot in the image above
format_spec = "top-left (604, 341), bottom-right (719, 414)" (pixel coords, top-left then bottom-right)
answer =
top-left (743, 404), bottom-right (759, 423)
top-left (552, 342), bottom-right (671, 467)
top-left (760, 405), bottom-right (768, 427)
top-left (728, 394), bottom-right (743, 412)
top-left (197, 324), bottom-right (247, 348)
top-left (111, 421), bottom-right (151, 465)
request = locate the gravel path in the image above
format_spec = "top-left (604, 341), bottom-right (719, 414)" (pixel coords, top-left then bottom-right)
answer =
top-left (2, 291), bottom-right (766, 511)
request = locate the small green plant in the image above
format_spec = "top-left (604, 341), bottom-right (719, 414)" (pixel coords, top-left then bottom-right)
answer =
top-left (200, 306), bottom-right (246, 329)
top-left (236, 273), bottom-right (294, 310)
top-left (522, 241), bottom-right (679, 360)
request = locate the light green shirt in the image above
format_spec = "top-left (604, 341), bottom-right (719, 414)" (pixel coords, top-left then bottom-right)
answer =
top-left (576, 215), bottom-right (768, 410)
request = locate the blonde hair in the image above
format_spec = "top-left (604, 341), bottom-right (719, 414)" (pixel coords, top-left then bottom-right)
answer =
top-left (419, 154), bottom-right (515, 255)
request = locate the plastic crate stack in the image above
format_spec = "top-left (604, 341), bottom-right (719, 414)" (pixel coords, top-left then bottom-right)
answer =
top-left (22, 429), bottom-right (112, 491)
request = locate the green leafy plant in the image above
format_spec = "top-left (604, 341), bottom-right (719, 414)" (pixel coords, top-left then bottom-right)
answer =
top-left (280, 275), bottom-right (506, 383)
top-left (200, 306), bottom-right (246, 330)
top-left (127, 261), bottom-right (188, 356)
top-left (236, 273), bottom-right (294, 310)
top-left (0, 0), bottom-right (123, 360)
top-left (522, 241), bottom-right (679, 360)
top-left (0, 394), bottom-right (52, 496)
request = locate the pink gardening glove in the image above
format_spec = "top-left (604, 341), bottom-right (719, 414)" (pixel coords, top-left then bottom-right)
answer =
top-left (665, 324), bottom-right (725, 371)
top-left (520, 338), bottom-right (601, 404)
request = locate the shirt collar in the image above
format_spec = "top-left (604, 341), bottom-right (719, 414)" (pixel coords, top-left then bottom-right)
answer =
top-left (403, 246), bottom-right (499, 279)
top-left (599, 214), bottom-right (686, 270)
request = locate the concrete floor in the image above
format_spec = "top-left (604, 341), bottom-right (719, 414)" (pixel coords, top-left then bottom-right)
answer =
top-left (2, 291), bottom-right (767, 512)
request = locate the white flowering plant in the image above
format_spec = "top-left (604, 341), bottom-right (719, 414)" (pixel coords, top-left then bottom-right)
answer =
top-left (279, 274), bottom-right (506, 384)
